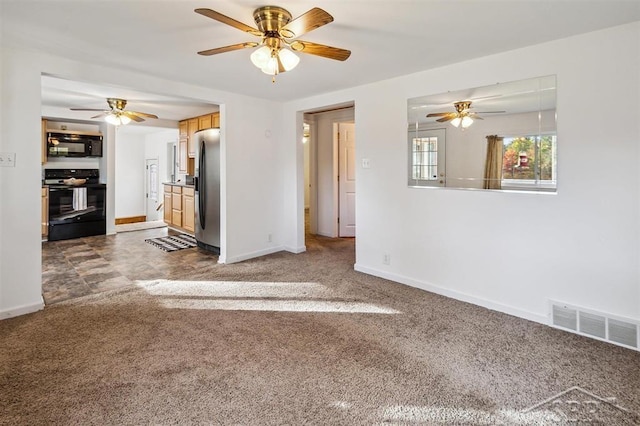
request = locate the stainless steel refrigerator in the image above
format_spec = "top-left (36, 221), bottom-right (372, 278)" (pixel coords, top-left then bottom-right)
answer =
top-left (194, 128), bottom-right (221, 254)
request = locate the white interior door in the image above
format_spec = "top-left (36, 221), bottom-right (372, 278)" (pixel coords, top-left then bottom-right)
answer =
top-left (145, 158), bottom-right (160, 221)
top-left (338, 123), bottom-right (356, 237)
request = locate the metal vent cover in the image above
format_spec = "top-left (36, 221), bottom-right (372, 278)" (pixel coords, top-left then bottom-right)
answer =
top-left (550, 301), bottom-right (639, 351)
top-left (609, 319), bottom-right (638, 348)
top-left (552, 304), bottom-right (577, 331)
top-left (579, 311), bottom-right (606, 339)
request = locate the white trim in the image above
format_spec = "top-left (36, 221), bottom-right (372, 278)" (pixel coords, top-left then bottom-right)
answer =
top-left (354, 263), bottom-right (547, 324)
top-left (285, 245), bottom-right (306, 254)
top-left (223, 246), bottom-right (284, 264)
top-left (0, 300), bottom-right (45, 320)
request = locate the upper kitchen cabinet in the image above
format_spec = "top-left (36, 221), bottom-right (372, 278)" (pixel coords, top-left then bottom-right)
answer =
top-left (180, 115), bottom-right (218, 159)
top-left (198, 114), bottom-right (212, 131)
top-left (187, 118), bottom-right (198, 158)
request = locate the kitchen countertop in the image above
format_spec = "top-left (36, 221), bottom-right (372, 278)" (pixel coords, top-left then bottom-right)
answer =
top-left (163, 182), bottom-right (194, 187)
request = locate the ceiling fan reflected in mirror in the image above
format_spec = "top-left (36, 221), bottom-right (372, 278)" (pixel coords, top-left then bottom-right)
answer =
top-left (195, 5), bottom-right (351, 81)
top-left (427, 101), bottom-right (505, 129)
top-left (70, 98), bottom-right (159, 126)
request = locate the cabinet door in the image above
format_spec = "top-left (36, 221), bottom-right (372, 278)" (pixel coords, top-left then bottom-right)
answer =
top-left (178, 139), bottom-right (187, 173)
top-left (172, 209), bottom-right (182, 227)
top-left (187, 118), bottom-right (198, 158)
top-left (182, 194), bottom-right (195, 232)
top-left (163, 190), bottom-right (172, 223)
top-left (179, 120), bottom-right (188, 138)
top-left (198, 114), bottom-right (212, 130)
top-left (211, 113), bottom-right (220, 128)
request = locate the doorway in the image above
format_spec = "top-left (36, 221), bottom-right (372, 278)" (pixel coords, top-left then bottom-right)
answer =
top-left (303, 105), bottom-right (355, 242)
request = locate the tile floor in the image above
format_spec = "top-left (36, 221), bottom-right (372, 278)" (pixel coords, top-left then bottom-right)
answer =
top-left (42, 227), bottom-right (219, 304)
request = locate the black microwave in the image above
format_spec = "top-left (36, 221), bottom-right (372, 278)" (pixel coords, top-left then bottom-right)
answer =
top-left (47, 132), bottom-right (103, 158)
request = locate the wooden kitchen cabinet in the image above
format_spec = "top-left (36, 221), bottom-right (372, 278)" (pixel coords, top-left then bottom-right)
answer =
top-left (211, 112), bottom-right (220, 128)
top-left (187, 118), bottom-right (198, 158)
top-left (164, 184), bottom-right (195, 235)
top-left (178, 138), bottom-right (187, 173)
top-left (163, 187), bottom-right (172, 223)
top-left (182, 187), bottom-right (195, 232)
top-left (198, 114), bottom-right (212, 131)
top-left (41, 187), bottom-right (48, 238)
top-left (171, 186), bottom-right (182, 227)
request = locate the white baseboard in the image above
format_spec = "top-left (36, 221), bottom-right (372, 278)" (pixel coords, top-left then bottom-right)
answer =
top-left (284, 245), bottom-right (306, 254)
top-left (354, 263), bottom-right (547, 325)
top-left (0, 300), bottom-right (45, 320)
top-left (224, 246), bottom-right (284, 264)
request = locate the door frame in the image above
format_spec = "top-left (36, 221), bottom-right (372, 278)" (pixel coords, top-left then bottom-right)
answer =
top-left (303, 105), bottom-right (355, 239)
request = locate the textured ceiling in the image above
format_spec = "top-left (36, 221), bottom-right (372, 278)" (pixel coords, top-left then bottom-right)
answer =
top-left (2, 0), bottom-right (639, 124)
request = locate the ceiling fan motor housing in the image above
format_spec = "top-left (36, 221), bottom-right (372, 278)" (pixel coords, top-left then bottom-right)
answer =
top-left (253, 6), bottom-right (292, 34)
top-left (107, 98), bottom-right (127, 111)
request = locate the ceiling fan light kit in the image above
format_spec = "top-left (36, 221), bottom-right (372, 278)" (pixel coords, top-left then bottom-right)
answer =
top-left (104, 113), bottom-right (131, 126)
top-left (195, 5), bottom-right (351, 82)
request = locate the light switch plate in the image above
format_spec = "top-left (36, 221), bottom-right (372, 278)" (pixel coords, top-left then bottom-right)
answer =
top-left (0, 152), bottom-right (16, 167)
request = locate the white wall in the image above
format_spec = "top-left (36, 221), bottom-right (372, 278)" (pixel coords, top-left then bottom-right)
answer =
top-left (283, 22), bottom-right (640, 324)
top-left (145, 129), bottom-right (178, 221)
top-left (115, 132), bottom-right (146, 218)
top-left (0, 47), bottom-right (285, 318)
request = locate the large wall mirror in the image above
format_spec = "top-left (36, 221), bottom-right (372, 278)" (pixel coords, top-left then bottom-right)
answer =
top-left (407, 75), bottom-right (557, 192)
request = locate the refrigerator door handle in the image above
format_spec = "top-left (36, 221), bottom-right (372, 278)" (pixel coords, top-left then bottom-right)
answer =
top-left (198, 140), bottom-right (206, 230)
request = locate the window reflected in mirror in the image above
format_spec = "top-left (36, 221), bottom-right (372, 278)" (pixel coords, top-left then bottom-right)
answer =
top-left (407, 75), bottom-right (557, 192)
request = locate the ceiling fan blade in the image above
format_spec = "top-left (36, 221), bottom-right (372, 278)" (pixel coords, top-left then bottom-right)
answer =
top-left (426, 112), bottom-right (452, 117)
top-left (90, 113), bottom-right (107, 119)
top-left (474, 111), bottom-right (506, 114)
top-left (290, 40), bottom-right (351, 61)
top-left (122, 111), bottom-right (145, 123)
top-left (280, 8), bottom-right (333, 38)
top-left (198, 42), bottom-right (259, 56)
top-left (436, 116), bottom-right (455, 123)
top-left (127, 110), bottom-right (158, 119)
top-left (468, 114), bottom-right (484, 120)
top-left (70, 108), bottom-right (108, 112)
top-left (194, 8), bottom-right (262, 36)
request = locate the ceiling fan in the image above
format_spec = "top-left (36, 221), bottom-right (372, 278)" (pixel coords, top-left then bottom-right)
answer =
top-left (70, 98), bottom-right (158, 125)
top-left (194, 5), bottom-right (351, 79)
top-left (426, 101), bottom-right (505, 128)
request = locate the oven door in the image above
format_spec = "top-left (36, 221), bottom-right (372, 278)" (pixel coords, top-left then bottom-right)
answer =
top-left (48, 185), bottom-right (106, 240)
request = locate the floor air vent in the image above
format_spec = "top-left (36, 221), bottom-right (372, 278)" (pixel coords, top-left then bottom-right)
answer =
top-left (550, 301), bottom-right (639, 351)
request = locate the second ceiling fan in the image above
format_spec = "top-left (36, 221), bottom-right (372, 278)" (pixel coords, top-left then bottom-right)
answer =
top-left (71, 98), bottom-right (158, 125)
top-left (427, 101), bottom-right (505, 128)
top-left (195, 5), bottom-right (351, 79)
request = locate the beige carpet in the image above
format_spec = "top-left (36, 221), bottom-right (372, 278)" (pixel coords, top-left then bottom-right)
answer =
top-left (2, 235), bottom-right (640, 424)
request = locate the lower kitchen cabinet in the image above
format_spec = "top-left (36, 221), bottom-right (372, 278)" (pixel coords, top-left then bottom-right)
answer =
top-left (163, 189), bottom-right (172, 223)
top-left (163, 184), bottom-right (195, 235)
top-left (182, 187), bottom-right (195, 232)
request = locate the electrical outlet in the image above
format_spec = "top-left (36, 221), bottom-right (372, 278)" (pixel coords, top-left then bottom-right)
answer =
top-left (0, 152), bottom-right (16, 167)
top-left (362, 158), bottom-right (371, 169)
top-left (383, 253), bottom-right (390, 265)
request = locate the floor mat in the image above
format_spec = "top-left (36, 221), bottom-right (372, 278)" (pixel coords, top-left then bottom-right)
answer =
top-left (145, 234), bottom-right (197, 252)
